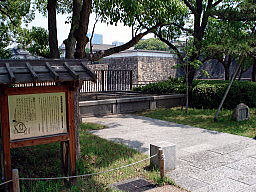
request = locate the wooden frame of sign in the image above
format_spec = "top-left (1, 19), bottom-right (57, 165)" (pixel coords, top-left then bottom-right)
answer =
top-left (0, 60), bottom-right (96, 191)
top-left (0, 83), bottom-right (77, 187)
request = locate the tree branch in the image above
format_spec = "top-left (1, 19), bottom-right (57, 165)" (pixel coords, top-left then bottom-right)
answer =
top-left (212, 0), bottom-right (223, 7)
top-left (212, 10), bottom-right (256, 21)
top-left (201, 0), bottom-right (213, 33)
top-left (90, 16), bottom-right (99, 55)
top-left (154, 28), bottom-right (183, 61)
top-left (89, 24), bottom-right (162, 61)
top-left (182, 0), bottom-right (196, 14)
top-left (0, 6), bottom-right (16, 25)
top-left (170, 23), bottom-right (193, 34)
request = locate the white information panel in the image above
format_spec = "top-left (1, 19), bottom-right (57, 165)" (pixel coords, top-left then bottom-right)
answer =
top-left (8, 92), bottom-right (67, 140)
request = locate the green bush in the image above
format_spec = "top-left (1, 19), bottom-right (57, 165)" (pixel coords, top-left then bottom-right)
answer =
top-left (192, 81), bottom-right (256, 109)
top-left (133, 79), bottom-right (186, 94)
top-left (134, 78), bottom-right (256, 109)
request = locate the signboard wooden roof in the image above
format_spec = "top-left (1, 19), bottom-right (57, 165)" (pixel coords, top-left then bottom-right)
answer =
top-left (0, 59), bottom-right (96, 85)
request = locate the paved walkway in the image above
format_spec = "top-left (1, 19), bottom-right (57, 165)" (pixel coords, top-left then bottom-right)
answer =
top-left (84, 114), bottom-right (256, 192)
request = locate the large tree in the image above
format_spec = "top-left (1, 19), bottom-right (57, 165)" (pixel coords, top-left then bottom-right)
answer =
top-left (213, 0), bottom-right (256, 80)
top-left (0, 0), bottom-right (33, 58)
top-left (17, 27), bottom-right (51, 58)
top-left (152, 0), bottom-right (256, 84)
top-left (202, 19), bottom-right (249, 80)
top-left (63, 0), bottom-right (187, 59)
top-left (153, 0), bottom-right (226, 84)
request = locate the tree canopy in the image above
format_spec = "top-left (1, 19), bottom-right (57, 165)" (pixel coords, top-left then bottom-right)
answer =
top-left (134, 38), bottom-right (169, 51)
top-left (0, 0), bottom-right (33, 58)
top-left (0, 0), bottom-right (255, 79)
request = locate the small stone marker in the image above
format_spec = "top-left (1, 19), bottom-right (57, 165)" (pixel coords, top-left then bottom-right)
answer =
top-left (150, 141), bottom-right (176, 172)
top-left (232, 103), bottom-right (250, 121)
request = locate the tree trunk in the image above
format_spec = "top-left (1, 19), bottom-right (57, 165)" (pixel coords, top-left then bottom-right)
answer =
top-left (238, 68), bottom-right (243, 81)
top-left (47, 0), bottom-right (60, 58)
top-left (224, 65), bottom-right (230, 80)
top-left (64, 0), bottom-right (82, 59)
top-left (64, 38), bottom-right (76, 59)
top-left (252, 57), bottom-right (256, 81)
top-left (74, 89), bottom-right (81, 159)
top-left (74, 0), bottom-right (92, 59)
top-left (214, 61), bottom-right (242, 121)
top-left (188, 66), bottom-right (196, 85)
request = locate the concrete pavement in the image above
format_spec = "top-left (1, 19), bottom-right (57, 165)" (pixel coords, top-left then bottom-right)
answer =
top-left (83, 114), bottom-right (256, 192)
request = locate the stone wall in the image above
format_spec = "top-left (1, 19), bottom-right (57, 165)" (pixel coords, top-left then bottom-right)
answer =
top-left (101, 57), bottom-right (139, 82)
top-left (80, 94), bottom-right (185, 116)
top-left (196, 60), bottom-right (252, 80)
top-left (138, 57), bottom-right (177, 82)
top-left (88, 56), bottom-right (177, 84)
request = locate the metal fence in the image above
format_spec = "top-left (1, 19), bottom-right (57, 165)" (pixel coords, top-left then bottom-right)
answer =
top-left (81, 70), bottom-right (133, 93)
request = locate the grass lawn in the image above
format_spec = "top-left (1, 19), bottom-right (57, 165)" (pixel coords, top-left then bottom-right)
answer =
top-left (9, 123), bottom-right (171, 192)
top-left (140, 107), bottom-right (256, 138)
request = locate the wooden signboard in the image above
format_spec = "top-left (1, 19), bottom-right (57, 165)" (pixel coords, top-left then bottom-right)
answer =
top-left (0, 59), bottom-right (97, 191)
top-left (1, 86), bottom-right (77, 188)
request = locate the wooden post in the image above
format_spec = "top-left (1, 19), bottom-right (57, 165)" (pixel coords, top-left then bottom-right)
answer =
top-left (61, 141), bottom-right (69, 176)
top-left (12, 169), bottom-right (20, 192)
top-left (0, 94), bottom-right (12, 183)
top-left (158, 149), bottom-right (165, 179)
top-left (67, 90), bottom-right (76, 183)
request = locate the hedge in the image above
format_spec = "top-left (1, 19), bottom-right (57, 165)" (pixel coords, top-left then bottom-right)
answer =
top-left (133, 79), bottom-right (186, 94)
top-left (134, 79), bottom-right (256, 109)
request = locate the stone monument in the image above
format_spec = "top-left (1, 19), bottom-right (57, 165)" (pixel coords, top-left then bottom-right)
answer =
top-left (232, 103), bottom-right (250, 121)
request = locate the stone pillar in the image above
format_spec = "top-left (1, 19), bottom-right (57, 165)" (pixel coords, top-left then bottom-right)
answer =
top-left (150, 141), bottom-right (176, 172)
top-left (112, 103), bottom-right (117, 114)
top-left (150, 100), bottom-right (157, 110)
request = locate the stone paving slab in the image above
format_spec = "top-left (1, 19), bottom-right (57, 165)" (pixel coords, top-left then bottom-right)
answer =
top-left (240, 185), bottom-right (256, 192)
top-left (173, 176), bottom-right (208, 191)
top-left (188, 155), bottom-right (236, 171)
top-left (191, 166), bottom-right (256, 186)
top-left (167, 160), bottom-right (205, 181)
top-left (209, 140), bottom-right (256, 155)
top-left (193, 178), bottom-right (249, 192)
top-left (180, 150), bottom-right (221, 163)
top-left (225, 157), bottom-right (256, 174)
top-left (145, 185), bottom-right (187, 192)
top-left (84, 114), bottom-right (256, 192)
top-left (224, 145), bottom-right (256, 161)
top-left (182, 144), bottom-right (215, 153)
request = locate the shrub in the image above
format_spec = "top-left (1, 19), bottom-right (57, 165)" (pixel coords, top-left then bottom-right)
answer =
top-left (133, 79), bottom-right (186, 94)
top-left (191, 81), bottom-right (256, 109)
top-left (134, 78), bottom-right (256, 109)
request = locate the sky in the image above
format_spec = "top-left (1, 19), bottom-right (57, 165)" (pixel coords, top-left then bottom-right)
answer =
top-left (26, 12), bottom-right (154, 46)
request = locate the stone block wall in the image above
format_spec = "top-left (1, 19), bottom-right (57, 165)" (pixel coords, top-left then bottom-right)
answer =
top-left (88, 56), bottom-right (177, 84)
top-left (138, 56), bottom-right (177, 82)
top-left (102, 57), bottom-right (139, 82)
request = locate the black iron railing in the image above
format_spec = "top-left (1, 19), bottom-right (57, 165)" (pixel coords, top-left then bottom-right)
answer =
top-left (81, 70), bottom-right (133, 93)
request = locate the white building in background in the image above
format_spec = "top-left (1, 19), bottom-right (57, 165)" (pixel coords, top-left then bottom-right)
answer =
top-left (87, 33), bottom-right (103, 44)
top-left (112, 41), bottom-right (124, 46)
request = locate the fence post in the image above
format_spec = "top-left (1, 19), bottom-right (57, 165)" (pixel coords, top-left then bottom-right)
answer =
top-left (101, 70), bottom-right (105, 91)
top-left (158, 149), bottom-right (165, 179)
top-left (12, 169), bottom-right (20, 192)
top-left (129, 71), bottom-right (133, 90)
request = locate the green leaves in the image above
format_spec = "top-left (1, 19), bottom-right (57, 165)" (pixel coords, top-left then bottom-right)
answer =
top-left (94, 0), bottom-right (187, 30)
top-left (17, 27), bottom-right (51, 58)
top-left (134, 38), bottom-right (169, 51)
